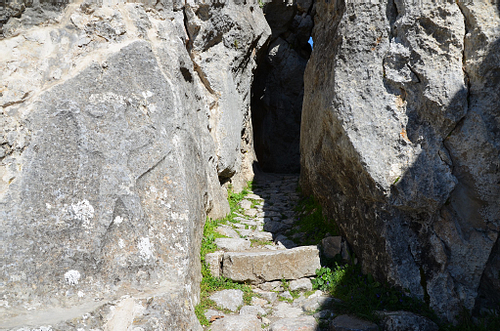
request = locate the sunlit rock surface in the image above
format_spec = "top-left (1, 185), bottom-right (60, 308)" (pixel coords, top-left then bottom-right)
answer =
top-left (300, 0), bottom-right (500, 321)
top-left (0, 0), bottom-right (270, 329)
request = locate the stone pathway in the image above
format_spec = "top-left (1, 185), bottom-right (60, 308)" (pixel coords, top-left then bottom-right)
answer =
top-left (203, 174), bottom-right (334, 331)
top-left (202, 173), bottom-right (439, 331)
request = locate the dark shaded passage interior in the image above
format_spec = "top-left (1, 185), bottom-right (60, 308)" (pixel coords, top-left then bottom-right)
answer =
top-left (251, 0), bottom-right (314, 173)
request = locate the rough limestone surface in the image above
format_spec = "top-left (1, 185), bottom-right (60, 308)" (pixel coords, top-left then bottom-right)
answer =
top-left (321, 236), bottom-right (342, 259)
top-left (210, 314), bottom-right (261, 331)
top-left (209, 289), bottom-right (244, 312)
top-left (215, 237), bottom-right (252, 251)
top-left (206, 251), bottom-right (224, 278)
top-left (269, 315), bottom-right (318, 331)
top-left (289, 278), bottom-right (313, 291)
top-left (0, 1), bottom-right (270, 329)
top-left (185, 0), bottom-right (270, 190)
top-left (330, 315), bottom-right (379, 331)
top-left (272, 302), bottom-right (303, 318)
top-left (239, 305), bottom-right (267, 317)
top-left (378, 311), bottom-right (439, 331)
top-left (222, 245), bottom-right (320, 283)
top-left (300, 0), bottom-right (500, 321)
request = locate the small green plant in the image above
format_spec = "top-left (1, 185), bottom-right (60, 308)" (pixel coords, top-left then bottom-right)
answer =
top-left (200, 218), bottom-right (227, 263)
top-left (311, 264), bottom-right (348, 292)
top-left (195, 183), bottom-right (255, 325)
top-left (312, 263), bottom-right (436, 323)
top-left (226, 185), bottom-right (249, 216)
top-left (440, 308), bottom-right (500, 331)
top-left (281, 277), bottom-right (290, 291)
top-left (197, 263), bottom-right (253, 325)
top-left (291, 195), bottom-right (339, 245)
top-left (250, 238), bottom-right (272, 247)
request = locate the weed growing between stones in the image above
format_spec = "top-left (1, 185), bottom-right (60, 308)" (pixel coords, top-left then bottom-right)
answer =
top-left (290, 195), bottom-right (339, 245)
top-left (225, 181), bottom-right (252, 217)
top-left (276, 278), bottom-right (300, 303)
top-left (196, 185), bottom-right (254, 326)
top-left (250, 238), bottom-right (271, 247)
top-left (311, 261), bottom-right (500, 330)
top-left (440, 309), bottom-right (500, 331)
top-left (312, 263), bottom-right (436, 323)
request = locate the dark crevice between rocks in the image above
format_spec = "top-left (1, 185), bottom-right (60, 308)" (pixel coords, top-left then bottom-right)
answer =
top-left (250, 0), bottom-right (314, 174)
top-left (449, 0), bottom-right (471, 139)
top-left (386, 0), bottom-right (398, 38)
top-left (419, 266), bottom-right (431, 305)
top-left (474, 234), bottom-right (500, 315)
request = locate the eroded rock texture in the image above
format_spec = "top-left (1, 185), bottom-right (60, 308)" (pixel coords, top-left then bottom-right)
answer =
top-left (0, 1), bottom-right (270, 329)
top-left (300, 0), bottom-right (499, 321)
top-left (251, 0), bottom-right (313, 173)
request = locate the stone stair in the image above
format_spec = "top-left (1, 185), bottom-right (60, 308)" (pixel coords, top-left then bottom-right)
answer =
top-left (202, 174), bottom-right (334, 330)
top-left (202, 174), bottom-right (439, 331)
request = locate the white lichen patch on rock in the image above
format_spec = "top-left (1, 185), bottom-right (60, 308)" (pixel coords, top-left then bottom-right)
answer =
top-left (113, 216), bottom-right (124, 225)
top-left (64, 270), bottom-right (81, 285)
top-left (70, 200), bottom-right (95, 229)
top-left (137, 237), bottom-right (154, 261)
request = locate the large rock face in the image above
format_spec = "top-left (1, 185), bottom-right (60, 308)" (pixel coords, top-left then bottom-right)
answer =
top-left (0, 1), bottom-right (269, 329)
top-left (301, 0), bottom-right (499, 321)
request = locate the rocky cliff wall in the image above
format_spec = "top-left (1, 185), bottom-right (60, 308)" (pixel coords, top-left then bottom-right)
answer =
top-left (301, 0), bottom-right (499, 322)
top-left (0, 1), bottom-right (270, 329)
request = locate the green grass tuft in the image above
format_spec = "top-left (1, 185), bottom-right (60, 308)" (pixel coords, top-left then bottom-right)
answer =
top-left (290, 195), bottom-right (339, 245)
top-left (195, 183), bottom-right (254, 325)
top-left (312, 263), bottom-right (436, 323)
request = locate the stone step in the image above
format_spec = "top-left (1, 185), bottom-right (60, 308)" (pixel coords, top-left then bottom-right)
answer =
top-left (330, 315), bottom-right (379, 331)
top-left (221, 245), bottom-right (320, 284)
top-left (215, 238), bottom-right (251, 251)
top-left (269, 316), bottom-right (318, 331)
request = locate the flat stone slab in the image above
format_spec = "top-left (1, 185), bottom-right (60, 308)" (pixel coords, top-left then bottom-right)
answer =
top-left (239, 199), bottom-right (253, 209)
top-left (206, 251), bottom-right (224, 277)
top-left (258, 280), bottom-right (283, 291)
top-left (210, 289), bottom-right (244, 312)
top-left (378, 311), bottom-right (439, 331)
top-left (246, 193), bottom-right (264, 200)
top-left (222, 246), bottom-right (321, 283)
top-left (239, 230), bottom-right (273, 241)
top-left (270, 316), bottom-right (318, 331)
top-left (330, 315), bottom-right (379, 331)
top-left (245, 209), bottom-right (258, 217)
top-left (240, 305), bottom-right (267, 316)
top-left (301, 295), bottom-right (337, 312)
top-left (289, 278), bottom-right (313, 291)
top-left (215, 238), bottom-right (251, 251)
top-left (264, 220), bottom-right (291, 233)
top-left (272, 302), bottom-right (303, 318)
top-left (322, 236), bottom-right (342, 259)
top-left (216, 226), bottom-right (241, 238)
top-left (253, 288), bottom-right (278, 302)
top-left (210, 315), bottom-right (261, 331)
top-left (239, 219), bottom-right (258, 226)
top-left (251, 296), bottom-right (269, 306)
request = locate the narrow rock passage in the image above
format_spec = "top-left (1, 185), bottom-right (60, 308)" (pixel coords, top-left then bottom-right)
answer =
top-left (204, 173), bottom-right (335, 331)
top-left (201, 174), bottom-right (440, 331)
